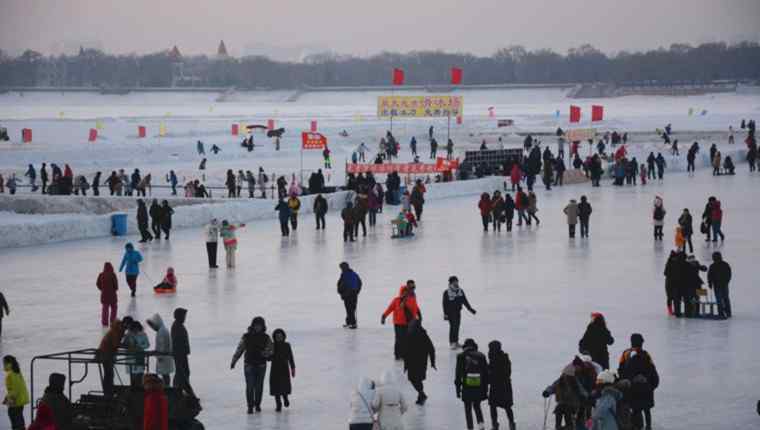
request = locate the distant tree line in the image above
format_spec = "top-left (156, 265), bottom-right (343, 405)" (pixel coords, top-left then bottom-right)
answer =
top-left (0, 42), bottom-right (758, 89)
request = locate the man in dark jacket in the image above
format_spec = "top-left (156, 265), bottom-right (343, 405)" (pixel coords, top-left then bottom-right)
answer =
top-left (313, 194), bottom-right (328, 230)
top-left (149, 199), bottom-right (161, 240)
top-left (341, 202), bottom-right (355, 242)
top-left (40, 163), bottom-right (49, 194)
top-left (618, 333), bottom-right (659, 430)
top-left (231, 316), bottom-right (273, 414)
top-left (455, 339), bottom-right (489, 430)
top-left (708, 252), bottom-right (732, 319)
top-left (0, 292), bottom-right (8, 338)
top-left (171, 308), bottom-right (195, 398)
top-left (40, 373), bottom-right (73, 430)
top-left (442, 276), bottom-right (476, 349)
top-left (403, 319), bottom-right (436, 405)
top-left (487, 341), bottom-right (515, 430)
top-left (678, 209), bottom-right (694, 253)
top-left (137, 199), bottom-right (153, 243)
top-left (337, 262), bottom-right (362, 329)
top-left (577, 196), bottom-right (592, 238)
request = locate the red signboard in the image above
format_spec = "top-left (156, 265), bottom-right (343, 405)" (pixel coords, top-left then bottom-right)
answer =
top-left (267, 119), bottom-right (275, 130)
top-left (392, 68), bottom-right (405, 85)
top-left (231, 124), bottom-right (239, 136)
top-left (138, 126), bottom-right (146, 138)
top-left (451, 67), bottom-right (463, 85)
top-left (88, 128), bottom-right (98, 142)
top-left (302, 132), bottom-right (327, 150)
top-left (591, 105), bottom-right (604, 122)
top-left (346, 160), bottom-right (458, 174)
top-left (22, 128), bottom-right (32, 143)
top-left (570, 105), bottom-right (581, 123)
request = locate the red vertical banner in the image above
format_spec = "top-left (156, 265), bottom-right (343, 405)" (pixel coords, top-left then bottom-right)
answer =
top-left (88, 128), bottom-right (98, 142)
top-left (22, 128), bottom-right (32, 143)
top-left (456, 115), bottom-right (463, 125)
top-left (569, 105), bottom-right (581, 123)
top-left (591, 105), bottom-right (604, 122)
top-left (451, 67), bottom-right (463, 85)
top-left (392, 68), bottom-right (405, 85)
top-left (138, 126), bottom-right (146, 138)
top-left (267, 119), bottom-right (275, 130)
top-left (310, 120), bottom-right (318, 132)
top-left (231, 124), bottom-right (239, 135)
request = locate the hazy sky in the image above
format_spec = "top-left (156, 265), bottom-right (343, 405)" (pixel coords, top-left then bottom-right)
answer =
top-left (1, 0), bottom-right (759, 58)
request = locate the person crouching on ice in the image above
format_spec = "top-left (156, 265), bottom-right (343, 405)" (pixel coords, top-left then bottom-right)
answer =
top-left (154, 267), bottom-right (177, 293)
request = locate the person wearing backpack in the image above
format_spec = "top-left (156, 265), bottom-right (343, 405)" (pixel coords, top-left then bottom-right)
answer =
top-left (455, 339), bottom-right (489, 430)
top-left (287, 194), bottom-right (301, 231)
top-left (618, 334), bottom-right (659, 430)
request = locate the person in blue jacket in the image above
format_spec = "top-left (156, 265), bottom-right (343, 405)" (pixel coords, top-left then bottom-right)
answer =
top-left (337, 262), bottom-right (363, 329)
top-left (275, 199), bottom-right (291, 237)
top-left (119, 243), bottom-right (143, 297)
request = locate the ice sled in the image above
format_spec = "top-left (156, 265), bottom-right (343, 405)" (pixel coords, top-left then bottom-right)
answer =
top-left (154, 287), bottom-right (177, 295)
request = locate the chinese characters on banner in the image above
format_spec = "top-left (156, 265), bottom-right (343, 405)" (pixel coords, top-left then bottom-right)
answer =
top-left (377, 96), bottom-right (464, 118)
top-left (564, 128), bottom-right (596, 142)
top-left (346, 159), bottom-right (459, 174)
top-left (301, 132), bottom-right (327, 150)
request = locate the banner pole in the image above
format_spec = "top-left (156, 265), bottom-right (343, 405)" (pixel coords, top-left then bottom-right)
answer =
top-left (447, 113), bottom-right (451, 142)
top-left (300, 143), bottom-right (304, 185)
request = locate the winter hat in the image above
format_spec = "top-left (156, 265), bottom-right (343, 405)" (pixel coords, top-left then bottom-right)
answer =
top-left (48, 373), bottom-right (66, 392)
top-left (590, 312), bottom-right (603, 321)
top-left (462, 338), bottom-right (478, 351)
top-left (631, 333), bottom-right (644, 348)
top-left (272, 328), bottom-right (287, 341)
top-left (488, 340), bottom-right (502, 353)
top-left (596, 370), bottom-right (616, 385)
top-left (251, 316), bottom-right (266, 332)
top-left (173, 307), bottom-right (187, 322)
top-left (125, 242), bottom-right (134, 251)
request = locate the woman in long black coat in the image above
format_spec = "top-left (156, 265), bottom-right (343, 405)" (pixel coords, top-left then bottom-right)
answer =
top-left (269, 328), bottom-right (295, 411)
top-left (487, 340), bottom-right (515, 430)
top-left (159, 200), bottom-right (174, 240)
top-left (578, 313), bottom-right (614, 369)
top-left (403, 319), bottom-right (436, 405)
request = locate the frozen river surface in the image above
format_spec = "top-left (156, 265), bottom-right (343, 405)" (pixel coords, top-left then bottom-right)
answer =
top-left (0, 169), bottom-right (759, 429)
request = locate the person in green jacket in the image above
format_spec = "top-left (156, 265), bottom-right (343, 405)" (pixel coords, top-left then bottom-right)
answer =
top-left (3, 355), bottom-right (28, 430)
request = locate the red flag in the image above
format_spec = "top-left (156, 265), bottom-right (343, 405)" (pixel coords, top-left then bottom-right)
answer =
top-left (456, 115), bottom-right (463, 125)
top-left (138, 126), bottom-right (146, 138)
top-left (88, 128), bottom-right (98, 142)
top-left (392, 68), bottom-right (405, 85)
top-left (310, 120), bottom-right (318, 132)
top-left (231, 124), bottom-right (239, 136)
top-left (569, 105), bottom-right (581, 123)
top-left (591, 105), bottom-right (604, 122)
top-left (22, 128), bottom-right (32, 143)
top-left (302, 132), bottom-right (327, 150)
top-left (451, 67), bottom-right (462, 85)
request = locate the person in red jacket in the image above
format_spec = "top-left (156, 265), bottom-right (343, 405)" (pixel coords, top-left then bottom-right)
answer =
top-left (27, 402), bottom-right (56, 430)
top-left (143, 374), bottom-right (168, 430)
top-left (509, 163), bottom-right (522, 191)
top-left (710, 200), bottom-right (725, 242)
top-left (381, 282), bottom-right (421, 360)
top-left (515, 187), bottom-right (529, 226)
top-left (478, 193), bottom-right (493, 232)
top-left (96, 262), bottom-right (118, 327)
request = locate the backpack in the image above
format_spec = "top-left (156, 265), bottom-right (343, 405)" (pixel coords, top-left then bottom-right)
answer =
top-left (463, 354), bottom-right (482, 387)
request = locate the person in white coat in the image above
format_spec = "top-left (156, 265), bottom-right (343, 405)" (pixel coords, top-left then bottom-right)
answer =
top-left (205, 219), bottom-right (220, 269)
top-left (372, 370), bottom-right (407, 430)
top-left (349, 377), bottom-right (376, 430)
top-left (146, 313), bottom-right (174, 385)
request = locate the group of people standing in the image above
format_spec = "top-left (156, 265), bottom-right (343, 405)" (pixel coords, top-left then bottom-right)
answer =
top-left (136, 199), bottom-right (174, 242)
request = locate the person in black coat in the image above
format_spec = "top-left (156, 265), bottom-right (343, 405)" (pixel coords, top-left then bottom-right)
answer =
top-left (231, 316), bottom-right (274, 414)
top-left (487, 341), bottom-right (515, 430)
top-left (455, 338), bottom-right (489, 430)
top-left (159, 200), bottom-right (174, 240)
top-left (171, 308), bottom-right (195, 398)
top-left (677, 208), bottom-right (694, 253)
top-left (578, 313), bottom-right (614, 369)
top-left (442, 276), bottom-right (476, 349)
top-left (663, 251), bottom-right (684, 316)
top-left (313, 194), bottom-right (328, 230)
top-left (269, 328), bottom-right (295, 412)
top-left (0, 292), bottom-right (10, 338)
top-left (707, 252), bottom-right (732, 319)
top-left (403, 319), bottom-right (436, 405)
top-left (503, 194), bottom-right (515, 232)
top-left (683, 256), bottom-right (707, 317)
top-left (149, 199), bottom-right (162, 240)
top-left (618, 333), bottom-right (659, 430)
top-left (136, 199), bottom-right (153, 243)
top-left (577, 195), bottom-right (592, 238)
top-left (92, 171), bottom-right (101, 196)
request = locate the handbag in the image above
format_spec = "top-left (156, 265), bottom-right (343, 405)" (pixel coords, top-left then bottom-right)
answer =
top-left (699, 221), bottom-right (708, 234)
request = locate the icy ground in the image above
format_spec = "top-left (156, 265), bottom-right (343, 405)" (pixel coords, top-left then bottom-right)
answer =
top-left (0, 168), bottom-right (758, 429)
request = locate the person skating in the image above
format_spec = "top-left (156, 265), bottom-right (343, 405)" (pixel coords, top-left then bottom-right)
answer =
top-left (677, 209), bottom-right (694, 253)
top-left (701, 197), bottom-right (715, 242)
top-left (575, 195), bottom-right (592, 238)
top-left (403, 319), bottom-right (436, 405)
top-left (515, 188), bottom-right (529, 226)
top-left (578, 312), bottom-right (614, 370)
top-left (455, 339), bottom-right (489, 430)
top-left (40, 163), bottom-right (48, 194)
top-left (430, 138), bottom-right (438, 159)
top-left (159, 200), bottom-right (173, 240)
top-left (323, 147), bottom-right (332, 169)
top-left (652, 196), bottom-right (666, 241)
top-left (171, 308), bottom-right (195, 398)
top-left (119, 243), bottom-right (143, 297)
top-left (3, 355), bottom-right (28, 430)
top-left (220, 220), bottom-right (244, 268)
top-left (710, 198), bottom-right (725, 242)
top-left (663, 251), bottom-right (684, 316)
top-left (205, 218), bottom-right (220, 268)
top-left (314, 194), bottom-right (328, 230)
top-left (503, 193), bottom-right (516, 232)
top-left (230, 316), bottom-right (273, 414)
top-left (491, 191), bottom-right (506, 232)
top-left (708, 252), bottom-right (732, 319)
top-left (337, 262), bottom-right (363, 329)
top-left (146, 313), bottom-right (174, 385)
top-left (618, 333), bottom-right (659, 430)
top-left (542, 363), bottom-right (588, 430)
top-left (564, 199), bottom-right (579, 238)
top-left (275, 198), bottom-right (291, 237)
top-left (442, 276), bottom-right (476, 349)
top-left (527, 191), bottom-right (540, 226)
top-left (96, 262), bottom-right (118, 327)
top-left (270, 328), bottom-right (296, 412)
top-left (655, 153), bottom-right (666, 181)
top-left (590, 370), bottom-right (624, 430)
top-left (349, 377), bottom-right (377, 430)
top-left (342, 202), bottom-right (355, 242)
top-left (36, 373), bottom-right (72, 429)
top-left (137, 200), bottom-right (153, 243)
top-left (143, 374), bottom-right (169, 430)
top-left (0, 292), bottom-right (9, 338)
top-left (149, 199), bottom-right (161, 240)
top-left (478, 193), bottom-right (493, 232)
top-left (372, 370), bottom-right (408, 430)
top-left (487, 341), bottom-right (515, 430)
top-left (353, 191), bottom-right (369, 237)
top-left (381, 282), bottom-right (421, 361)
top-left (410, 180), bottom-right (426, 221)
top-left (287, 193), bottom-right (301, 231)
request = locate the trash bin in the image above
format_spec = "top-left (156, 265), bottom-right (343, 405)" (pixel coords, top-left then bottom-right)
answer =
top-left (111, 213), bottom-right (128, 236)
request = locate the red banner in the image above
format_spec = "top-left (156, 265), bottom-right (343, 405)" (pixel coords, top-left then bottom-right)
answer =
top-left (138, 126), bottom-right (146, 138)
top-left (591, 105), bottom-right (604, 122)
top-left (456, 115), bottom-right (463, 125)
top-left (267, 119), bottom-right (275, 130)
top-left (231, 124), bottom-right (239, 136)
top-left (88, 128), bottom-right (98, 142)
top-left (451, 67), bottom-right (463, 85)
top-left (22, 128), bottom-right (32, 143)
top-left (570, 105), bottom-right (581, 123)
top-left (392, 68), bottom-right (405, 85)
top-left (347, 160), bottom-right (459, 174)
top-left (302, 132), bottom-right (327, 150)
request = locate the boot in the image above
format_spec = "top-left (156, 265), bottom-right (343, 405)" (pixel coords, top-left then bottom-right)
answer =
top-left (509, 421), bottom-right (516, 430)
